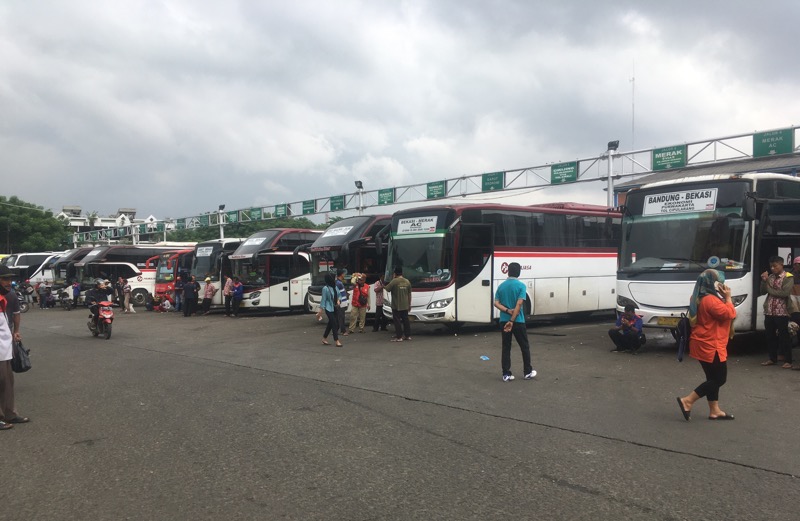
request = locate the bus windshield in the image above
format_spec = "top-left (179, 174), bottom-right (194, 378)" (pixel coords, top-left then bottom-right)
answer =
top-left (156, 254), bottom-right (175, 283)
top-left (386, 235), bottom-right (453, 289)
top-left (310, 250), bottom-right (346, 286)
top-left (192, 245), bottom-right (221, 281)
top-left (621, 181), bottom-right (751, 274)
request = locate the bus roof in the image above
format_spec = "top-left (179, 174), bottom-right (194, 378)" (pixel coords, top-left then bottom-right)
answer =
top-left (309, 215), bottom-right (391, 252)
top-left (392, 203), bottom-right (618, 217)
top-left (229, 228), bottom-right (322, 260)
top-left (631, 171), bottom-right (798, 192)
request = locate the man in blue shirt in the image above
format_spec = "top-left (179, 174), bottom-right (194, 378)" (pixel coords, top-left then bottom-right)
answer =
top-left (608, 304), bottom-right (645, 353)
top-left (493, 262), bottom-right (535, 382)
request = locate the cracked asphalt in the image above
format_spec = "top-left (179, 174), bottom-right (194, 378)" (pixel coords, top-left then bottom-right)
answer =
top-left (4, 306), bottom-right (799, 520)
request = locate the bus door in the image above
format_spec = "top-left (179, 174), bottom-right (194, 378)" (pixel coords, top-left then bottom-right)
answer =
top-left (456, 224), bottom-right (494, 323)
top-left (267, 253), bottom-right (293, 309)
top-left (754, 199), bottom-right (800, 330)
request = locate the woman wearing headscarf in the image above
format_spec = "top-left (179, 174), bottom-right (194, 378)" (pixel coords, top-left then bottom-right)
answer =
top-left (317, 272), bottom-right (342, 347)
top-left (676, 269), bottom-right (736, 421)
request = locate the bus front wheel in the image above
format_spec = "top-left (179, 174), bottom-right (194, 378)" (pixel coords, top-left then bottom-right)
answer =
top-left (131, 289), bottom-right (147, 307)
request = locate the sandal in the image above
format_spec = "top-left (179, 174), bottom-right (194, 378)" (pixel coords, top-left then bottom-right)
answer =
top-left (782, 362), bottom-right (794, 369)
top-left (335, 342), bottom-right (343, 347)
top-left (390, 338), bottom-right (403, 342)
top-left (322, 340), bottom-right (330, 345)
top-left (0, 421), bottom-right (12, 430)
top-left (761, 360), bottom-right (776, 366)
top-left (7, 416), bottom-right (29, 424)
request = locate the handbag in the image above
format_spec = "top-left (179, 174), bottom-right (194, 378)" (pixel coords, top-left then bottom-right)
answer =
top-left (11, 340), bottom-right (31, 373)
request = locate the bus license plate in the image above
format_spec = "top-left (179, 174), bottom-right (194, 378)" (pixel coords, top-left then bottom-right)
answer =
top-left (657, 317), bottom-right (680, 327)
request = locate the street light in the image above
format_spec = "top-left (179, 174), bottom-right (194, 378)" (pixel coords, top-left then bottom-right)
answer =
top-left (355, 181), bottom-right (364, 215)
top-left (606, 141), bottom-right (619, 208)
top-left (218, 204), bottom-right (226, 239)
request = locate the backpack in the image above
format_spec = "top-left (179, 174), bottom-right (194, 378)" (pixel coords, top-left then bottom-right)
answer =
top-left (675, 313), bottom-right (691, 362)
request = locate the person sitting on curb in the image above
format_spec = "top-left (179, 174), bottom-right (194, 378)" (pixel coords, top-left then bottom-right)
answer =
top-left (608, 304), bottom-right (645, 353)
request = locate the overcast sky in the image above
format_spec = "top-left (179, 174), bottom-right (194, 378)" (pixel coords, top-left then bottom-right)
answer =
top-left (2, 1), bottom-right (798, 220)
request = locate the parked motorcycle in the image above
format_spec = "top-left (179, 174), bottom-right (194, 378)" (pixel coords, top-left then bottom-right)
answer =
top-left (59, 290), bottom-right (72, 311)
top-left (18, 292), bottom-right (29, 314)
top-left (87, 300), bottom-right (114, 339)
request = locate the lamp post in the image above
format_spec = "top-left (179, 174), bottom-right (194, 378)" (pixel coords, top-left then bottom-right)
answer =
top-left (218, 204), bottom-right (225, 239)
top-left (606, 140), bottom-right (619, 208)
top-left (354, 180), bottom-right (364, 215)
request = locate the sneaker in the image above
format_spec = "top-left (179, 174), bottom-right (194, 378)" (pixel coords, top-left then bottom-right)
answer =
top-left (524, 370), bottom-right (537, 380)
top-left (502, 374), bottom-right (515, 382)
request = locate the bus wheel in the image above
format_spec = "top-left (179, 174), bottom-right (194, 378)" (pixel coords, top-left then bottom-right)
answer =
top-left (304, 293), bottom-right (311, 313)
top-left (131, 289), bottom-right (147, 307)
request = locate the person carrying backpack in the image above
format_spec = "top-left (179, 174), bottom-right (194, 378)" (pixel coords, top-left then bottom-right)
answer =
top-left (676, 269), bottom-right (736, 421)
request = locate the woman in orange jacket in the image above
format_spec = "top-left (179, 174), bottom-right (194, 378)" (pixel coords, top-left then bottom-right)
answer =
top-left (676, 269), bottom-right (736, 421)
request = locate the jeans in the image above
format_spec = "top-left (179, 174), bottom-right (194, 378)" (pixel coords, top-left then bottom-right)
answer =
top-left (501, 322), bottom-right (533, 376)
top-left (323, 309), bottom-right (339, 341)
top-left (336, 305), bottom-right (347, 333)
top-left (174, 293), bottom-right (183, 312)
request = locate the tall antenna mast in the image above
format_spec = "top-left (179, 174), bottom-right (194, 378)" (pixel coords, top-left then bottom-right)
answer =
top-left (630, 60), bottom-right (635, 151)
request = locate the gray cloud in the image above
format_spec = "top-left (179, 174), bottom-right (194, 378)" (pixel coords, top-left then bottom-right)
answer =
top-left (1, 1), bottom-right (798, 219)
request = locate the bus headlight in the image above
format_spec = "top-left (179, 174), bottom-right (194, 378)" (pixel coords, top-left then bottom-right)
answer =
top-left (249, 291), bottom-right (261, 299)
top-left (427, 298), bottom-right (453, 310)
top-left (617, 295), bottom-right (637, 308)
top-left (732, 294), bottom-right (747, 306)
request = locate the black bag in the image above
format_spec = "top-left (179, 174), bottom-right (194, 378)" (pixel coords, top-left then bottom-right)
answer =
top-left (11, 340), bottom-right (31, 373)
top-left (358, 292), bottom-right (368, 306)
top-left (675, 314), bottom-right (691, 362)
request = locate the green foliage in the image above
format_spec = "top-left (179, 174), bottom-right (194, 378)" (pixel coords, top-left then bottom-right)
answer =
top-left (0, 196), bottom-right (71, 253)
top-left (164, 216), bottom-right (329, 242)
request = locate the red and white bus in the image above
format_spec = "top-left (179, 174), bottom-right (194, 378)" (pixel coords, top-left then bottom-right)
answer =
top-left (229, 228), bottom-right (322, 311)
top-left (154, 249), bottom-right (195, 304)
top-left (383, 203), bottom-right (621, 324)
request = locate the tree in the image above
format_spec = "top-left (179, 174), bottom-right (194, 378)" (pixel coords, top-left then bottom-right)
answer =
top-left (0, 196), bottom-right (72, 253)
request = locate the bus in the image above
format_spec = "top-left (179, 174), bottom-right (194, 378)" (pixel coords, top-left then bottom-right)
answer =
top-left (306, 215), bottom-right (392, 314)
top-left (1, 251), bottom-right (64, 282)
top-left (230, 229), bottom-right (322, 311)
top-left (616, 172), bottom-right (800, 333)
top-left (383, 203), bottom-right (620, 324)
top-left (190, 238), bottom-right (246, 307)
top-left (75, 245), bottom-right (181, 305)
top-left (49, 247), bottom-right (95, 288)
top-left (154, 249), bottom-right (195, 304)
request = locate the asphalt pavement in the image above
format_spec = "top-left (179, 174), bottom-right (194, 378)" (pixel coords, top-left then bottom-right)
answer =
top-left (3, 306), bottom-right (799, 520)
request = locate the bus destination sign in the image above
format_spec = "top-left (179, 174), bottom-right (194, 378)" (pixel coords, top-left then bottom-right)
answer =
top-left (643, 188), bottom-right (718, 216)
top-left (397, 216), bottom-right (438, 235)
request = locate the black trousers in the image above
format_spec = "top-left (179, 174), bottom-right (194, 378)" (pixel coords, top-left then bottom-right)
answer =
top-left (183, 298), bottom-right (196, 317)
top-left (608, 329), bottom-right (643, 351)
top-left (393, 309), bottom-right (411, 339)
top-left (323, 309), bottom-right (339, 341)
top-left (502, 322), bottom-right (533, 376)
top-left (694, 351), bottom-right (727, 402)
top-left (764, 315), bottom-right (792, 363)
top-left (372, 305), bottom-right (388, 331)
top-left (224, 295), bottom-right (232, 315)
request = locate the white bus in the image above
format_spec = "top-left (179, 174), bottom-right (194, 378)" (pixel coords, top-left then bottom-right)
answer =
top-left (616, 172), bottom-right (800, 332)
top-left (384, 203), bottom-right (620, 324)
top-left (229, 228), bottom-right (322, 311)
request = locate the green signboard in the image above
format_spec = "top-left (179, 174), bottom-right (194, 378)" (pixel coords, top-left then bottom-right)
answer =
top-left (138, 224), bottom-right (147, 234)
top-left (482, 171), bottom-right (505, 192)
top-left (227, 211), bottom-right (238, 224)
top-left (250, 207), bottom-right (263, 221)
top-left (652, 145), bottom-right (687, 171)
top-left (199, 215), bottom-right (210, 227)
top-left (427, 181), bottom-right (446, 199)
top-left (156, 223), bottom-right (165, 232)
top-left (303, 200), bottom-right (316, 215)
top-left (754, 128), bottom-right (794, 157)
top-left (551, 162), bottom-right (578, 184)
top-left (90, 231), bottom-right (98, 241)
top-left (176, 219), bottom-right (185, 230)
top-left (275, 204), bottom-right (288, 218)
top-left (117, 227), bottom-right (127, 237)
top-left (378, 188), bottom-right (395, 205)
top-left (330, 195), bottom-right (345, 212)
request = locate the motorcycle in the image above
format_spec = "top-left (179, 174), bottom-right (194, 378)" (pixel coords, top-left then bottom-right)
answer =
top-left (59, 290), bottom-right (73, 311)
top-left (17, 292), bottom-right (29, 314)
top-left (87, 300), bottom-right (114, 339)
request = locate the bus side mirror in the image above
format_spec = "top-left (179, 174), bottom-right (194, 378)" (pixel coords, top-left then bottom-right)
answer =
top-left (742, 197), bottom-right (756, 221)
